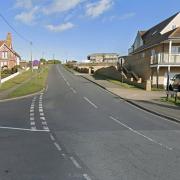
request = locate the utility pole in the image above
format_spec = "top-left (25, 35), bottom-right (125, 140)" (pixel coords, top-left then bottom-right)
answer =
top-left (53, 53), bottom-right (55, 64)
top-left (30, 41), bottom-right (33, 72)
top-left (42, 51), bottom-right (45, 59)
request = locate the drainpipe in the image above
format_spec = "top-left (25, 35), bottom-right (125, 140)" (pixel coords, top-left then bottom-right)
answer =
top-left (156, 66), bottom-right (159, 88)
top-left (167, 40), bottom-right (172, 92)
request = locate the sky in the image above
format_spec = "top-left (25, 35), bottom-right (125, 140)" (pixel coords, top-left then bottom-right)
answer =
top-left (0, 0), bottom-right (180, 62)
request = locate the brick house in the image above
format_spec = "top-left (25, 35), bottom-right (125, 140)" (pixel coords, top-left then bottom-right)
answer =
top-left (124, 12), bottom-right (180, 89)
top-left (0, 33), bottom-right (21, 69)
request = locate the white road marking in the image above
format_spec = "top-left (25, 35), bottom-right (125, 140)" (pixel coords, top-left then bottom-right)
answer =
top-left (83, 97), bottom-right (98, 109)
top-left (40, 117), bottom-right (46, 120)
top-left (50, 134), bottom-right (55, 141)
top-left (30, 113), bottom-right (34, 116)
top-left (0, 126), bottom-right (49, 132)
top-left (83, 174), bottom-right (92, 180)
top-left (39, 109), bottom-right (43, 112)
top-left (30, 117), bottom-right (35, 121)
top-left (109, 116), bottom-right (173, 151)
top-left (30, 121), bottom-right (35, 126)
top-left (70, 156), bottom-right (82, 169)
top-left (70, 87), bottom-right (77, 94)
top-left (31, 126), bottom-right (37, 130)
top-left (30, 109), bottom-right (34, 112)
top-left (42, 121), bottom-right (47, 126)
top-left (43, 126), bottom-right (49, 131)
top-left (66, 81), bottom-right (70, 86)
top-left (40, 112), bottom-right (44, 116)
top-left (61, 153), bottom-right (66, 157)
top-left (126, 101), bottom-right (180, 125)
top-left (54, 142), bottom-right (62, 151)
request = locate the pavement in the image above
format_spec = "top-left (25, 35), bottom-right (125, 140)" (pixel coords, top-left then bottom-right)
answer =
top-left (1, 64), bottom-right (180, 179)
top-left (79, 73), bottom-right (180, 122)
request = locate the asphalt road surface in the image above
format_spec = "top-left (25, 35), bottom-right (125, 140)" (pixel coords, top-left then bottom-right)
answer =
top-left (0, 64), bottom-right (180, 180)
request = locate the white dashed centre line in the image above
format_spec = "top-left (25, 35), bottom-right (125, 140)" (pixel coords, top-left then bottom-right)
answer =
top-left (83, 97), bottom-right (98, 109)
top-left (70, 156), bottom-right (82, 169)
top-left (50, 134), bottom-right (55, 141)
top-left (70, 87), bottom-right (77, 94)
top-left (109, 116), bottom-right (173, 151)
top-left (54, 142), bottom-right (62, 151)
top-left (83, 174), bottom-right (92, 180)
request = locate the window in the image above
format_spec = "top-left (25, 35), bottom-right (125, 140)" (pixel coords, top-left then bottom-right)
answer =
top-left (172, 46), bottom-right (180, 54)
top-left (2, 52), bottom-right (8, 59)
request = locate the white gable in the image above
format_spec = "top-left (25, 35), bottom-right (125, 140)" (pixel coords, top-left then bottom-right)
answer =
top-left (133, 32), bottom-right (144, 50)
top-left (161, 13), bottom-right (180, 34)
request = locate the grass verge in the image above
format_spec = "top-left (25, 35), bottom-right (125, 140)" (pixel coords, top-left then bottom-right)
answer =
top-left (7, 65), bottom-right (50, 98)
top-left (161, 97), bottom-right (180, 106)
top-left (0, 70), bottom-right (33, 92)
top-left (93, 73), bottom-right (138, 89)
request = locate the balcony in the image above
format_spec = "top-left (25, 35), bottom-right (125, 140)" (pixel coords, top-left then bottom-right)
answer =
top-left (150, 53), bottom-right (180, 66)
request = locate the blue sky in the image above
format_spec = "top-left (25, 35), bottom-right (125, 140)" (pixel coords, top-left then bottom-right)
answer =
top-left (0, 0), bottom-right (180, 62)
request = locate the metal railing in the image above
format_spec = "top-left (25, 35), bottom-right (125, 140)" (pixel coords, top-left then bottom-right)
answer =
top-left (151, 53), bottom-right (180, 65)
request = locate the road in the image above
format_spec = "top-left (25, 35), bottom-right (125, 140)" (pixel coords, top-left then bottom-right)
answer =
top-left (0, 64), bottom-right (180, 180)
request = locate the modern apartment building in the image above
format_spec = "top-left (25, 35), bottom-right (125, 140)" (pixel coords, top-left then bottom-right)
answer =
top-left (124, 12), bottom-right (180, 88)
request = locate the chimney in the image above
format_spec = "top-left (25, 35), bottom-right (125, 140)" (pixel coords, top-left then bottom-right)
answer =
top-left (6, 32), bottom-right (12, 49)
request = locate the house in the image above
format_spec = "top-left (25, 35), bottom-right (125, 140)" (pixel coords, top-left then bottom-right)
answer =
top-left (20, 60), bottom-right (29, 69)
top-left (0, 33), bottom-right (21, 69)
top-left (87, 53), bottom-right (119, 63)
top-left (124, 12), bottom-right (180, 89)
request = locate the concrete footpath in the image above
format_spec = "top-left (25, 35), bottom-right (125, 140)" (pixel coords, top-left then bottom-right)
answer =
top-left (80, 74), bottom-right (180, 122)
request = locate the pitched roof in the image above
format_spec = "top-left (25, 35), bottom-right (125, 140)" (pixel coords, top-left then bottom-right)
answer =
top-left (0, 40), bottom-right (5, 47)
top-left (139, 31), bottom-right (146, 36)
top-left (132, 12), bottom-right (180, 54)
top-left (88, 53), bottom-right (119, 57)
top-left (133, 28), bottom-right (177, 53)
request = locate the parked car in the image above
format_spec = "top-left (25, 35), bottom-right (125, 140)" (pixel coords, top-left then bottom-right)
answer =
top-left (169, 74), bottom-right (180, 92)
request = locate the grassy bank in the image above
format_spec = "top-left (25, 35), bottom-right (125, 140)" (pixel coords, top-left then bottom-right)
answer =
top-left (0, 70), bottom-right (33, 92)
top-left (93, 73), bottom-right (138, 89)
top-left (7, 65), bottom-right (50, 98)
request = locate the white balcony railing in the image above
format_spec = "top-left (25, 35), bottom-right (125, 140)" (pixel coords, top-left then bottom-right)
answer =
top-left (150, 53), bottom-right (180, 65)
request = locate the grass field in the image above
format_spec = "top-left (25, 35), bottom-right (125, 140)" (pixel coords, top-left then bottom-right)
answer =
top-left (7, 65), bottom-right (50, 98)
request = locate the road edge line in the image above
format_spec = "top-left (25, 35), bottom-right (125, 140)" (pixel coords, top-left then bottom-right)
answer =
top-left (81, 75), bottom-right (180, 124)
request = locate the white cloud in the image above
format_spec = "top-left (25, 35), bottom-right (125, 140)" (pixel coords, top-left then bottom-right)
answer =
top-left (15, 0), bottom-right (33, 9)
top-left (46, 22), bottom-right (75, 32)
top-left (15, 6), bottom-right (39, 25)
top-left (86, 0), bottom-right (113, 18)
top-left (43, 0), bottom-right (83, 15)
